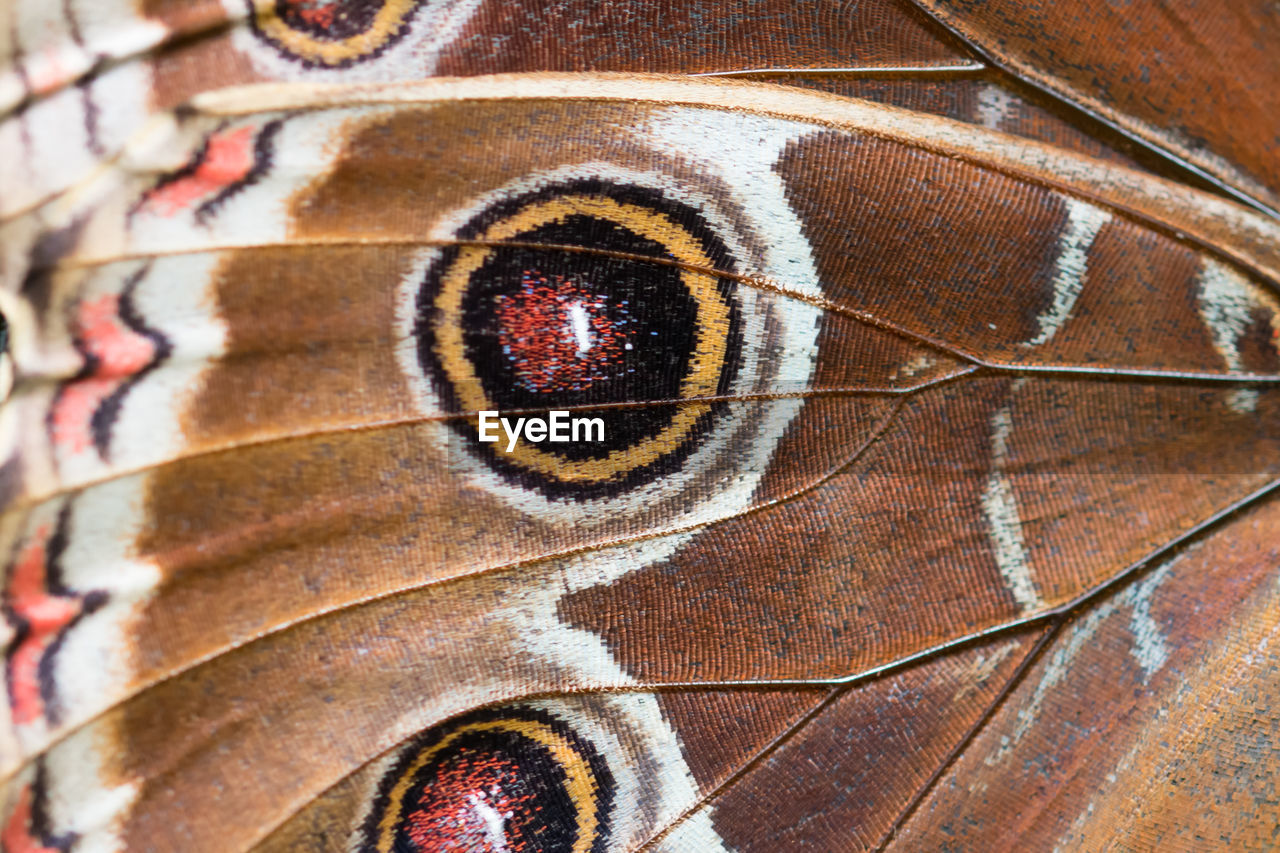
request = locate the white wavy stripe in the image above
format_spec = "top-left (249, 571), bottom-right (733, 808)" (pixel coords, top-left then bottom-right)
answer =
top-left (1026, 197), bottom-right (1111, 346)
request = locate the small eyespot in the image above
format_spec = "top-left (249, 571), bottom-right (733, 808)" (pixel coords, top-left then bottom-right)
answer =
top-left (359, 707), bottom-right (614, 853)
top-left (247, 0), bottom-right (425, 67)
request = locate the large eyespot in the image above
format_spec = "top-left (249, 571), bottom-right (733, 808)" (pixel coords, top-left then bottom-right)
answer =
top-left (246, 0), bottom-right (425, 67)
top-left (415, 179), bottom-right (744, 500)
top-left (359, 707), bottom-right (614, 853)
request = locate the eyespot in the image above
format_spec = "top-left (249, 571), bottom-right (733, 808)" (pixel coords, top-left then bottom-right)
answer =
top-left (246, 0), bottom-right (425, 67)
top-left (359, 707), bottom-right (614, 853)
top-left (415, 179), bottom-right (745, 500)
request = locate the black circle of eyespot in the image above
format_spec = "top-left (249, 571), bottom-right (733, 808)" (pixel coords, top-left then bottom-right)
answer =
top-left (358, 707), bottom-right (614, 853)
top-left (415, 179), bottom-right (745, 501)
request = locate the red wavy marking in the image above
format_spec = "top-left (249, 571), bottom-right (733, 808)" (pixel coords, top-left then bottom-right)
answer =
top-left (5, 527), bottom-right (83, 727)
top-left (141, 125), bottom-right (257, 217)
top-left (50, 293), bottom-right (156, 456)
top-left (0, 782), bottom-right (69, 853)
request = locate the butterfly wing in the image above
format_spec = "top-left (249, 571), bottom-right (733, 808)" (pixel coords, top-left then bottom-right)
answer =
top-left (1, 3), bottom-right (1278, 852)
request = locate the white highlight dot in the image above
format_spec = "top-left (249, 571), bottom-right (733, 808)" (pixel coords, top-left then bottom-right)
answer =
top-left (566, 301), bottom-right (593, 357)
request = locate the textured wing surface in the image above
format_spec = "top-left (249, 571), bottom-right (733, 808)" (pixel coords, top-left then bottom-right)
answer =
top-left (0, 3), bottom-right (1278, 852)
top-left (909, 0), bottom-right (1280, 215)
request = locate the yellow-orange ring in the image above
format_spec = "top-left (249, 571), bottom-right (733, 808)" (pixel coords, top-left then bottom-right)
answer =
top-left (432, 195), bottom-right (736, 482)
top-left (251, 0), bottom-right (420, 66)
top-left (374, 718), bottom-right (602, 853)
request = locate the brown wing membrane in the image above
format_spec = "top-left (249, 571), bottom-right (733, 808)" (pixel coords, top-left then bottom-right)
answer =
top-left (561, 377), bottom-right (1280, 680)
top-left (649, 631), bottom-right (1044, 852)
top-left (892, 494), bottom-right (1280, 849)
top-left (908, 0), bottom-right (1280, 216)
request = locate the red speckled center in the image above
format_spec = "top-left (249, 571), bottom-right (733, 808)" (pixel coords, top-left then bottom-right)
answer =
top-left (495, 271), bottom-right (634, 394)
top-left (403, 751), bottom-right (537, 852)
